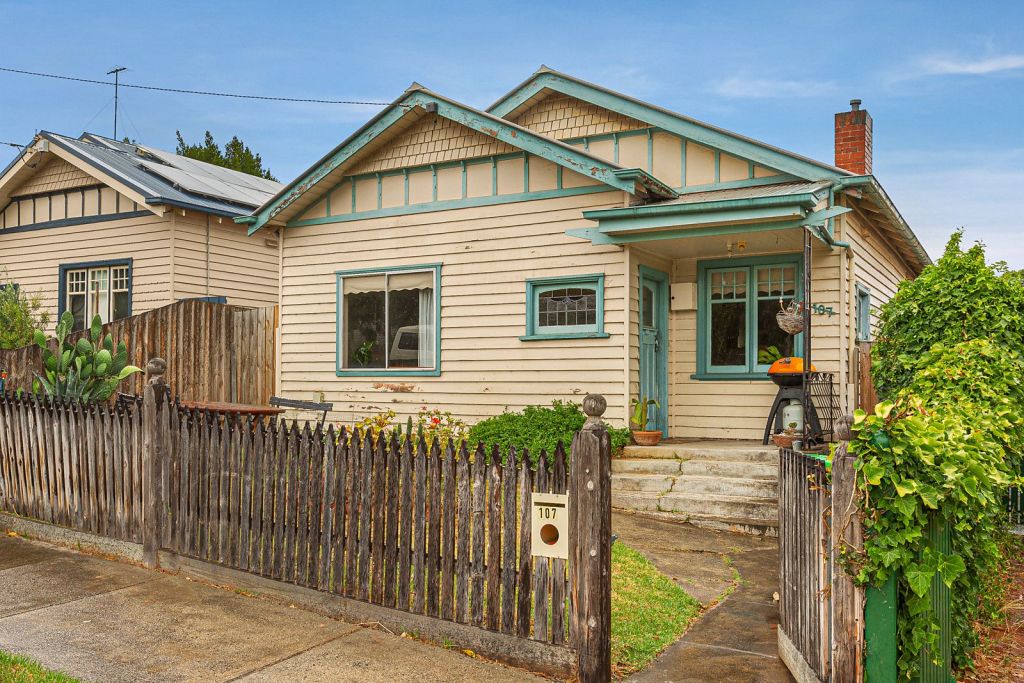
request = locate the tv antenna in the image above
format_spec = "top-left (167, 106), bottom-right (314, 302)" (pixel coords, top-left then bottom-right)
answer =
top-left (106, 66), bottom-right (127, 139)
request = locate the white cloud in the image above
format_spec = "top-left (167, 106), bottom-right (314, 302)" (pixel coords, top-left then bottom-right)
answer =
top-left (919, 53), bottom-right (1024, 76)
top-left (713, 77), bottom-right (837, 99)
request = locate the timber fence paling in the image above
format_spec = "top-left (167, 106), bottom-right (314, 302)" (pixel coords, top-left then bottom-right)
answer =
top-left (0, 299), bottom-right (276, 406)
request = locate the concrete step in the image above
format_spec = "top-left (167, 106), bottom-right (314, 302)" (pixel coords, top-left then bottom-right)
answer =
top-left (670, 474), bottom-right (778, 499)
top-left (623, 443), bottom-right (777, 463)
top-left (678, 459), bottom-right (777, 480)
top-left (611, 458), bottom-right (682, 475)
top-left (611, 490), bottom-right (662, 512)
top-left (658, 492), bottom-right (778, 521)
top-left (611, 473), bottom-right (676, 493)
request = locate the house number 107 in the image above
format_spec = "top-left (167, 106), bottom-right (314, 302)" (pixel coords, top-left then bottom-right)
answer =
top-left (537, 506), bottom-right (558, 519)
top-left (811, 303), bottom-right (836, 317)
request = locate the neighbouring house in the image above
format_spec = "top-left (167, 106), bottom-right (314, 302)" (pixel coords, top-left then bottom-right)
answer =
top-left (0, 132), bottom-right (282, 331)
top-left (240, 67), bottom-right (928, 441)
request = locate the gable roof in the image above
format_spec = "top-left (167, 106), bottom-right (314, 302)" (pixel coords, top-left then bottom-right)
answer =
top-left (240, 84), bottom-right (678, 234)
top-left (489, 66), bottom-right (851, 182)
top-left (0, 132), bottom-right (282, 218)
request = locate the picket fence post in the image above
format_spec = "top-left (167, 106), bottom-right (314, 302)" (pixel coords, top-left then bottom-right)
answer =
top-left (570, 394), bottom-right (612, 683)
top-left (830, 415), bottom-right (865, 682)
top-left (141, 357), bottom-right (168, 568)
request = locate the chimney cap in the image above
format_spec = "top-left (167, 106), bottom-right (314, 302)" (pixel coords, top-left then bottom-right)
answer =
top-left (850, 98), bottom-right (862, 111)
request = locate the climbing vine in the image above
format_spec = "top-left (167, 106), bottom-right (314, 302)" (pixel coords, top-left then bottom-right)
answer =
top-left (851, 340), bottom-right (1023, 677)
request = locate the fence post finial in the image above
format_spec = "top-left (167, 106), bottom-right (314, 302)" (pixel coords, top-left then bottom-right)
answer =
top-left (581, 394), bottom-right (607, 432)
top-left (145, 357), bottom-right (167, 385)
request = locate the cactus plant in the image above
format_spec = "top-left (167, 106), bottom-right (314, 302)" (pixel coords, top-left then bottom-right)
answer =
top-left (32, 311), bottom-right (142, 401)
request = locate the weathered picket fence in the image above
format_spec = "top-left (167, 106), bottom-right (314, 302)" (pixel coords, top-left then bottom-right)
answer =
top-left (777, 439), bottom-right (955, 683)
top-left (0, 361), bottom-right (613, 681)
top-left (0, 299), bottom-right (277, 405)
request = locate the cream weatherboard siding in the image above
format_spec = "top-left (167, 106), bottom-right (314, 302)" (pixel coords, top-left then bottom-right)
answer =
top-left (170, 211), bottom-right (280, 308)
top-left (277, 190), bottom-right (632, 426)
top-left (0, 211), bottom-right (171, 321)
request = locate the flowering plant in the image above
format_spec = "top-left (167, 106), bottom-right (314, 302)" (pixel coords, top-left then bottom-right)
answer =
top-left (416, 407), bottom-right (468, 450)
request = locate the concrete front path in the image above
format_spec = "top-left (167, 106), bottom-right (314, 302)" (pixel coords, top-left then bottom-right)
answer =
top-left (613, 512), bottom-right (794, 683)
top-left (0, 534), bottom-right (541, 683)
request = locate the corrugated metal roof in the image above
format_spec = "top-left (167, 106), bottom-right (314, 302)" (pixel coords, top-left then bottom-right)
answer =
top-left (654, 180), bottom-right (832, 206)
top-left (42, 132), bottom-right (282, 217)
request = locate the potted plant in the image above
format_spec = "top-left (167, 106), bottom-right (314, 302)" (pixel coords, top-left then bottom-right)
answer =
top-left (630, 396), bottom-right (662, 446)
top-left (772, 421), bottom-right (800, 449)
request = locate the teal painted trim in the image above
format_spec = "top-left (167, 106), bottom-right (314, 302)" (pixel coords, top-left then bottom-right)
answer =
top-left (681, 140), bottom-right (687, 186)
top-left (336, 262), bottom-right (442, 377)
top-left (376, 173), bottom-right (382, 210)
top-left (324, 188), bottom-right (331, 216)
top-left (460, 161), bottom-right (467, 199)
top-left (856, 283), bottom-right (872, 342)
top-left (638, 265), bottom-right (670, 435)
top-left (611, 169), bottom-right (677, 199)
top-left (412, 91), bottom-right (672, 198)
top-left (556, 166), bottom-right (563, 190)
top-left (524, 273), bottom-right (606, 339)
top-left (714, 150), bottom-right (721, 183)
top-left (748, 161), bottom-right (755, 179)
top-left (431, 165), bottom-right (438, 202)
top-left (288, 185), bottom-right (614, 227)
top-left (565, 219), bottom-right (807, 246)
top-left (247, 100), bottom-right (411, 233)
top-left (676, 174), bottom-right (803, 194)
top-left (403, 169), bottom-right (409, 206)
top-left (646, 130), bottom-right (654, 174)
top-left (695, 253), bottom-right (803, 379)
top-left (519, 333), bottom-right (610, 341)
top-left (584, 191), bottom-right (820, 222)
top-left (596, 205), bottom-right (808, 235)
top-left (612, 133), bottom-right (619, 164)
top-left (491, 160), bottom-right (497, 196)
top-left (523, 155), bottom-right (530, 192)
top-left (689, 372), bottom-right (772, 381)
top-left (562, 128), bottom-right (650, 146)
top-left (351, 180), bottom-right (356, 213)
top-left (488, 72), bottom-right (846, 182)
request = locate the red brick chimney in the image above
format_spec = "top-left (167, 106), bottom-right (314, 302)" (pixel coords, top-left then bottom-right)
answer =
top-left (835, 99), bottom-right (872, 175)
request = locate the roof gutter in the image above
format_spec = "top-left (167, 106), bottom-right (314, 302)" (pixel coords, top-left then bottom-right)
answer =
top-left (834, 174), bottom-right (931, 269)
top-left (582, 191), bottom-right (820, 222)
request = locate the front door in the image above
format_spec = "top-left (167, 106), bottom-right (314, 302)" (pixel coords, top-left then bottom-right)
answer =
top-left (638, 266), bottom-right (668, 434)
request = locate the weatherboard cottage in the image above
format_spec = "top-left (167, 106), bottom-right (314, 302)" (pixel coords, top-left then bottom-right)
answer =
top-left (240, 67), bottom-right (928, 441)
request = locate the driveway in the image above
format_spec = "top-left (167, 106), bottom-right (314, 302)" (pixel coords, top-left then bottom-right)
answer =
top-left (0, 533), bottom-right (541, 683)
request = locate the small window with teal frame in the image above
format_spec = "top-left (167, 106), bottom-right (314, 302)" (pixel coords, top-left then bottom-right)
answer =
top-left (856, 284), bottom-right (872, 341)
top-left (694, 254), bottom-right (802, 380)
top-left (521, 274), bottom-right (609, 341)
top-left (336, 263), bottom-right (441, 377)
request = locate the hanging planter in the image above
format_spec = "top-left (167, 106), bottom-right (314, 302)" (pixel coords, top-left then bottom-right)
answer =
top-left (776, 299), bottom-right (805, 336)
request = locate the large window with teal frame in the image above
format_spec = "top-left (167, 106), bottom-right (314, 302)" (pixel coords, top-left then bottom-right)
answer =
top-left (521, 274), bottom-right (608, 341)
top-left (695, 255), bottom-right (801, 379)
top-left (336, 264), bottom-right (441, 377)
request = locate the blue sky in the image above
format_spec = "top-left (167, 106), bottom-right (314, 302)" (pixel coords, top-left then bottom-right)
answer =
top-left (1, 1), bottom-right (1021, 266)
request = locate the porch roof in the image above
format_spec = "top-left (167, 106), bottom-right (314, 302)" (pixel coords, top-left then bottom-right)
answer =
top-left (569, 180), bottom-right (844, 247)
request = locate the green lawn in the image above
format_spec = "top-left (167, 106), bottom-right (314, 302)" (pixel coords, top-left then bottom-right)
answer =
top-left (0, 651), bottom-right (80, 683)
top-left (611, 541), bottom-right (701, 676)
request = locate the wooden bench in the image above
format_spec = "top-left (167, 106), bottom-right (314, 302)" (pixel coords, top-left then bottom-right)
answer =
top-left (269, 396), bottom-right (334, 428)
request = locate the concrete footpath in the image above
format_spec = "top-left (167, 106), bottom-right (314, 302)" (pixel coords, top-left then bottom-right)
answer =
top-left (0, 533), bottom-right (541, 683)
top-left (613, 512), bottom-right (794, 683)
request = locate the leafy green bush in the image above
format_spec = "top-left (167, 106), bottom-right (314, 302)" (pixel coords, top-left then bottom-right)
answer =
top-left (32, 312), bottom-right (142, 401)
top-left (851, 340), bottom-right (1023, 677)
top-left (468, 400), bottom-right (630, 464)
top-left (0, 269), bottom-right (49, 350)
top-left (872, 231), bottom-right (1024, 399)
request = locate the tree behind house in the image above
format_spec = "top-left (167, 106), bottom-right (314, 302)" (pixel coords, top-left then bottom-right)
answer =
top-left (175, 130), bottom-right (277, 181)
top-left (0, 269), bottom-right (49, 349)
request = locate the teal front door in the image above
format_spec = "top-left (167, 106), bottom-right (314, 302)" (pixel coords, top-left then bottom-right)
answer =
top-left (638, 267), bottom-right (668, 434)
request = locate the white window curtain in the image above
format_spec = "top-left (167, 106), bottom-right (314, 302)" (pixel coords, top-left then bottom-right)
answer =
top-left (418, 288), bottom-right (434, 368)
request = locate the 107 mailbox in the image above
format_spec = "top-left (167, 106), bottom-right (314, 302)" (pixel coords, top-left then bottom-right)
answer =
top-left (531, 492), bottom-right (570, 559)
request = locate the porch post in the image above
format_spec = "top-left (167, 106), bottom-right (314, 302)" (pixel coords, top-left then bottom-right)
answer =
top-left (802, 231), bottom-right (812, 446)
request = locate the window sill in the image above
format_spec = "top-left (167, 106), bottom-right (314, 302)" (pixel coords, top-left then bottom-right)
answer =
top-left (336, 369), bottom-right (441, 377)
top-left (690, 372), bottom-right (772, 382)
top-left (519, 332), bottom-right (611, 341)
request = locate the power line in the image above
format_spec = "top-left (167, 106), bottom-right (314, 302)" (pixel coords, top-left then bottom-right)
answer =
top-left (0, 66), bottom-right (395, 106)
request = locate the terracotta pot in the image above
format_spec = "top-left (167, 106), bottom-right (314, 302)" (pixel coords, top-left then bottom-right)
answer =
top-left (772, 433), bottom-right (797, 449)
top-left (631, 430), bottom-right (662, 446)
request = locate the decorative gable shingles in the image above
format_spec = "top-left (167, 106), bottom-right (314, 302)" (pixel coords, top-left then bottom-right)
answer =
top-left (510, 93), bottom-right (648, 140)
top-left (11, 157), bottom-right (98, 197)
top-left (349, 115), bottom-right (517, 175)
